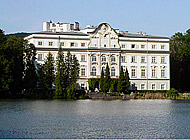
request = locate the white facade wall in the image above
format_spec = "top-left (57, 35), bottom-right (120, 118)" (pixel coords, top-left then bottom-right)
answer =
top-left (26, 23), bottom-right (170, 91)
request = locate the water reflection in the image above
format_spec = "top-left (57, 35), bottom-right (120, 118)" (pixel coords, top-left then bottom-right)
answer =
top-left (0, 99), bottom-right (189, 139)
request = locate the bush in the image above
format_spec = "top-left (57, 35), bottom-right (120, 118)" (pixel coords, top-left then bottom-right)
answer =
top-left (167, 88), bottom-right (179, 98)
top-left (108, 92), bottom-right (121, 96)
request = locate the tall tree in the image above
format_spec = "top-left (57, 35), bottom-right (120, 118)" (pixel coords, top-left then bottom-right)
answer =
top-left (0, 29), bottom-right (10, 96)
top-left (71, 54), bottom-right (80, 84)
top-left (23, 43), bottom-right (37, 96)
top-left (44, 52), bottom-right (55, 96)
top-left (99, 67), bottom-right (105, 92)
top-left (55, 46), bottom-right (66, 98)
top-left (103, 63), bottom-right (111, 93)
top-left (36, 64), bottom-right (47, 98)
top-left (124, 67), bottom-right (130, 92)
top-left (170, 29), bottom-right (190, 92)
top-left (5, 36), bottom-right (25, 95)
top-left (65, 51), bottom-right (72, 87)
top-left (117, 66), bottom-right (125, 93)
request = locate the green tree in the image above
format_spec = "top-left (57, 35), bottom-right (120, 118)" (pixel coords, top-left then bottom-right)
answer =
top-left (4, 36), bottom-right (25, 95)
top-left (55, 46), bottom-right (66, 98)
top-left (124, 67), bottom-right (130, 92)
top-left (170, 29), bottom-right (190, 92)
top-left (99, 67), bottom-right (104, 92)
top-left (44, 52), bottom-right (55, 96)
top-left (71, 54), bottom-right (80, 84)
top-left (36, 64), bottom-right (47, 98)
top-left (23, 43), bottom-right (37, 96)
top-left (103, 63), bottom-right (111, 93)
top-left (0, 29), bottom-right (10, 96)
top-left (65, 51), bottom-right (72, 87)
top-left (117, 66), bottom-right (125, 93)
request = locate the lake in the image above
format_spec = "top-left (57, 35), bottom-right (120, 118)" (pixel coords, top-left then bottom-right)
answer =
top-left (0, 99), bottom-right (190, 139)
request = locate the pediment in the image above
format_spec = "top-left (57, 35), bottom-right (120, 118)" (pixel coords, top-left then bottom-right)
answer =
top-left (88, 23), bottom-right (118, 38)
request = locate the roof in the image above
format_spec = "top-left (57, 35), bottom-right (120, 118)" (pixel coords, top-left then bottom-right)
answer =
top-left (32, 31), bottom-right (88, 36)
top-left (119, 33), bottom-right (170, 39)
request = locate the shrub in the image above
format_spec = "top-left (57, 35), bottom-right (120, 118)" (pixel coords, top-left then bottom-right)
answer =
top-left (167, 88), bottom-right (179, 98)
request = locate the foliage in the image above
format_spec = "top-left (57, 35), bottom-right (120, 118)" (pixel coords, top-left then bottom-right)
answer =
top-left (54, 46), bottom-right (66, 98)
top-left (109, 79), bottom-right (118, 92)
top-left (88, 78), bottom-right (99, 91)
top-left (108, 92), bottom-right (121, 96)
top-left (0, 36), bottom-right (25, 95)
top-left (103, 63), bottom-right (111, 93)
top-left (23, 43), bottom-right (37, 96)
top-left (170, 29), bottom-right (190, 92)
top-left (167, 88), bottom-right (179, 98)
top-left (117, 67), bottom-right (130, 93)
top-left (43, 52), bottom-right (55, 96)
top-left (67, 83), bottom-right (76, 99)
top-left (99, 67), bottom-right (104, 92)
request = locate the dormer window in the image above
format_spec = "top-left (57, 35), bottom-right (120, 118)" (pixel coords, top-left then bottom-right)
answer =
top-left (49, 42), bottom-right (53, 46)
top-left (38, 41), bottom-right (42, 46)
top-left (70, 42), bottom-right (75, 47)
top-left (131, 44), bottom-right (135, 49)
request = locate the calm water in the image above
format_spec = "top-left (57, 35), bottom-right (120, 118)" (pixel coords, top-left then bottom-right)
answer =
top-left (0, 99), bottom-right (190, 139)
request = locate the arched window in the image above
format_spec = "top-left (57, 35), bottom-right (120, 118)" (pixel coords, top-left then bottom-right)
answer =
top-left (101, 55), bottom-right (106, 62)
top-left (111, 67), bottom-right (115, 76)
top-left (92, 66), bottom-right (96, 76)
top-left (111, 56), bottom-right (115, 62)
top-left (102, 66), bottom-right (106, 74)
top-left (92, 55), bottom-right (96, 62)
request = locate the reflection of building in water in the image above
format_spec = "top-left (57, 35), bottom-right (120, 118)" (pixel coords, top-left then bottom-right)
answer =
top-left (25, 21), bottom-right (170, 91)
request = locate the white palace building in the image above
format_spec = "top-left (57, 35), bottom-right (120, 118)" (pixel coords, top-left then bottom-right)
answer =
top-left (25, 21), bottom-right (170, 91)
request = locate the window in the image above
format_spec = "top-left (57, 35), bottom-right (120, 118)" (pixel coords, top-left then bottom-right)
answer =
top-left (152, 69), bottom-right (156, 77)
top-left (161, 69), bottom-right (165, 77)
top-left (113, 44), bottom-right (116, 48)
top-left (70, 42), bottom-right (75, 47)
top-left (161, 45), bottom-right (165, 49)
top-left (141, 45), bottom-right (145, 49)
top-left (161, 84), bottom-right (165, 90)
top-left (141, 69), bottom-right (145, 77)
top-left (141, 84), bottom-right (145, 90)
top-left (38, 54), bottom-right (42, 61)
top-left (131, 56), bottom-right (136, 63)
top-left (131, 69), bottom-right (136, 77)
top-left (49, 42), bottom-right (53, 46)
top-left (111, 67), bottom-right (115, 76)
top-left (60, 42), bottom-right (64, 46)
top-left (81, 43), bottom-right (85, 47)
top-left (81, 83), bottom-right (85, 89)
top-left (152, 56), bottom-right (156, 63)
top-left (102, 66), bottom-right (106, 74)
top-left (111, 56), bottom-right (115, 62)
top-left (161, 57), bottom-right (165, 63)
top-left (152, 84), bottom-right (156, 90)
top-left (101, 55), bottom-right (106, 62)
top-left (81, 55), bottom-right (85, 62)
top-left (152, 45), bottom-right (156, 49)
top-left (92, 55), bottom-right (96, 62)
top-left (38, 41), bottom-right (42, 46)
top-left (104, 44), bottom-right (106, 47)
top-left (122, 44), bottom-right (125, 48)
top-left (92, 67), bottom-right (96, 76)
top-left (81, 68), bottom-right (85, 76)
top-left (131, 44), bottom-right (135, 48)
top-left (141, 56), bottom-right (145, 63)
top-left (121, 56), bottom-right (125, 63)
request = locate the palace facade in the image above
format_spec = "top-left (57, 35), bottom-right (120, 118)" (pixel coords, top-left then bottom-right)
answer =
top-left (25, 22), bottom-right (170, 91)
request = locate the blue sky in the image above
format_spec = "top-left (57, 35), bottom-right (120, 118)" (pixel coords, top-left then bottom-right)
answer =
top-left (0, 0), bottom-right (190, 37)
